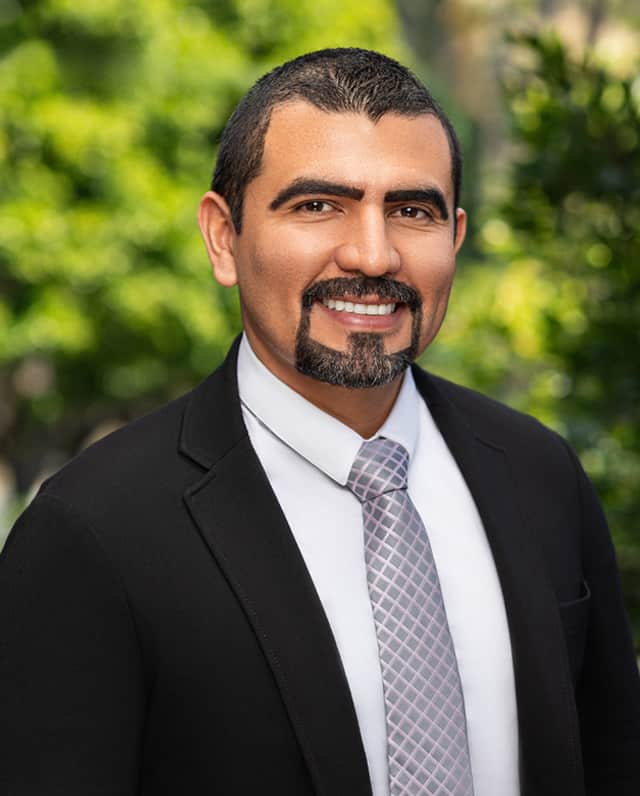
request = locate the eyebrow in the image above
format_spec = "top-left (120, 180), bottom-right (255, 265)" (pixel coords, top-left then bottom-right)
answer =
top-left (269, 178), bottom-right (449, 220)
top-left (269, 179), bottom-right (364, 210)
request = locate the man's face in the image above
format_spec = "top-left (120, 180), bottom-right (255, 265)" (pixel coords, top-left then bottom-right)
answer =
top-left (204, 101), bottom-right (466, 391)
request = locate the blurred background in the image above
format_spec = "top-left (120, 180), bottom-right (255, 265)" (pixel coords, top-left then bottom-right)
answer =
top-left (0, 0), bottom-right (639, 645)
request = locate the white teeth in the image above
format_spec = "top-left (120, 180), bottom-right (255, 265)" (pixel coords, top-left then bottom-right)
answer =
top-left (321, 299), bottom-right (397, 315)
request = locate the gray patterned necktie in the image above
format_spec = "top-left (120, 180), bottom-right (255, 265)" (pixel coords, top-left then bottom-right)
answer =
top-left (347, 437), bottom-right (474, 796)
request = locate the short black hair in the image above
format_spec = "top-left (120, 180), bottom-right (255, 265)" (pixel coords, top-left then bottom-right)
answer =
top-left (212, 47), bottom-right (463, 234)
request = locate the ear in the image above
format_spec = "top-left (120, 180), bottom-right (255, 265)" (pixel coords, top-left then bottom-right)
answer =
top-left (198, 191), bottom-right (238, 287)
top-left (453, 207), bottom-right (467, 254)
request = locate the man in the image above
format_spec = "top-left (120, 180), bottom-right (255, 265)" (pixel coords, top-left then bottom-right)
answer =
top-left (1, 48), bottom-right (639, 796)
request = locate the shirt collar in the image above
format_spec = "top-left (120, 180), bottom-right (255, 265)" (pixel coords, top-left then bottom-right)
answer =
top-left (236, 334), bottom-right (420, 486)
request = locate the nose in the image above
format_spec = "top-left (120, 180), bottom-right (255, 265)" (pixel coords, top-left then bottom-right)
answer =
top-left (333, 208), bottom-right (401, 277)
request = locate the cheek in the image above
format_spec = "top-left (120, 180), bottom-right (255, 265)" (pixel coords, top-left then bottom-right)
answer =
top-left (409, 251), bottom-right (457, 341)
top-left (280, 225), bottom-right (334, 261)
top-left (412, 252), bottom-right (457, 305)
top-left (247, 232), bottom-right (325, 294)
top-left (235, 238), bottom-right (321, 342)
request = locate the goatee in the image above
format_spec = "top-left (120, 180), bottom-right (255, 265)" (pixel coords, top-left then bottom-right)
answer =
top-left (294, 277), bottom-right (423, 389)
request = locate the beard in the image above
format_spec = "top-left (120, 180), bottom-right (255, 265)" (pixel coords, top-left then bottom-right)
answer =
top-left (294, 277), bottom-right (423, 389)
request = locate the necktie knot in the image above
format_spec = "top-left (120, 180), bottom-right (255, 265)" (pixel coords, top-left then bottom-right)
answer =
top-left (347, 437), bottom-right (409, 503)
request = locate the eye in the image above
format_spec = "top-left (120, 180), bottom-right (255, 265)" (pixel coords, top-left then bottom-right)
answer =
top-left (391, 205), bottom-right (434, 221)
top-left (295, 200), bottom-right (334, 213)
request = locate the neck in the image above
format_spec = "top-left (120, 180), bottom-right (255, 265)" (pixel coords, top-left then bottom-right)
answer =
top-left (298, 375), bottom-right (404, 439)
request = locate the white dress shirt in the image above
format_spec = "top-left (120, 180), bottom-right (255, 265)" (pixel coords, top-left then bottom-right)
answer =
top-left (237, 334), bottom-right (520, 796)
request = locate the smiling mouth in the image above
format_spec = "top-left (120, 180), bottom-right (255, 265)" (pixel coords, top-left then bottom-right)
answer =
top-left (320, 298), bottom-right (399, 316)
top-left (302, 277), bottom-right (420, 314)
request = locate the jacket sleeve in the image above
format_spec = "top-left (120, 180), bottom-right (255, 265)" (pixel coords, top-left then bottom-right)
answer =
top-left (0, 493), bottom-right (145, 795)
top-left (568, 446), bottom-right (640, 794)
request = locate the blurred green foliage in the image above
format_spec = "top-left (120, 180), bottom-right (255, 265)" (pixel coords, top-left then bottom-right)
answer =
top-left (1, 4), bottom-right (639, 640)
top-left (0, 0), bottom-right (401, 488)
top-left (424, 32), bottom-right (640, 640)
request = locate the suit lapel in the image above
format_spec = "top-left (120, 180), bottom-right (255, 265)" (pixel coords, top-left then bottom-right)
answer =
top-left (413, 367), bottom-right (584, 796)
top-left (178, 342), bottom-right (584, 795)
top-left (180, 340), bottom-right (372, 796)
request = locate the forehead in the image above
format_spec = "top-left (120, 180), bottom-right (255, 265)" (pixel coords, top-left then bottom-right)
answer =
top-left (255, 101), bottom-right (454, 202)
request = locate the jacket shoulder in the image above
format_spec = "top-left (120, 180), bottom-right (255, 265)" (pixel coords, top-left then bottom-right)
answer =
top-left (416, 367), bottom-right (559, 446)
top-left (40, 389), bottom-right (195, 514)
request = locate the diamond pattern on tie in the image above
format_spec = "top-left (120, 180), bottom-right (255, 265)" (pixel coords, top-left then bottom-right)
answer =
top-left (347, 438), bottom-right (474, 796)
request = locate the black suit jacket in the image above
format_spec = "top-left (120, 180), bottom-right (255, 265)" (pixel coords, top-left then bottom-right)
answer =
top-left (2, 339), bottom-right (639, 795)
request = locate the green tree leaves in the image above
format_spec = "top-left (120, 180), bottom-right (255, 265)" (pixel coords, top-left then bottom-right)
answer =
top-left (425, 32), bottom-right (640, 639)
top-left (0, 0), bottom-right (400, 497)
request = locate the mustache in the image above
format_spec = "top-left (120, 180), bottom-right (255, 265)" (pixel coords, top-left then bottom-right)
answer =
top-left (302, 277), bottom-right (422, 312)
